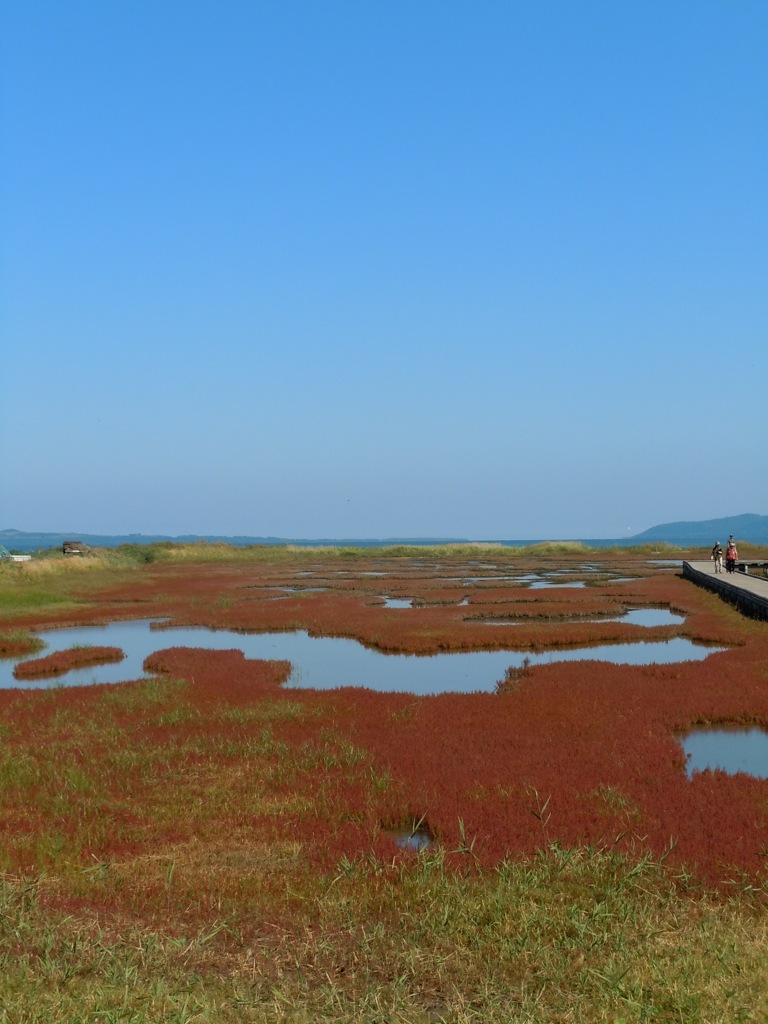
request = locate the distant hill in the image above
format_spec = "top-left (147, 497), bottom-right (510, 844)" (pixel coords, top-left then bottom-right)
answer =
top-left (2, 514), bottom-right (766, 553)
top-left (628, 513), bottom-right (768, 545)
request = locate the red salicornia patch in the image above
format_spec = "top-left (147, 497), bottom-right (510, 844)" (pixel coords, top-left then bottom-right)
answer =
top-left (1, 552), bottom-right (766, 889)
top-left (13, 645), bottom-right (125, 679)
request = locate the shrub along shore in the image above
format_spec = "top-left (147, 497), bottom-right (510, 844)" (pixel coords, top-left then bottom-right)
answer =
top-left (10, 536), bottom-right (768, 564)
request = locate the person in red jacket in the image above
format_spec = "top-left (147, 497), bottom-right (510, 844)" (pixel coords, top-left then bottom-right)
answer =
top-left (725, 538), bottom-right (738, 573)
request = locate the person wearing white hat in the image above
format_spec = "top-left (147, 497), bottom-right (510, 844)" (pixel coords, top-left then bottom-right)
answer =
top-left (711, 541), bottom-right (723, 573)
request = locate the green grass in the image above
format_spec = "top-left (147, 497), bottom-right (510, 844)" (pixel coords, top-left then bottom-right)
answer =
top-left (0, 848), bottom-right (766, 1022)
top-left (131, 538), bottom-right (767, 562)
top-left (0, 560), bottom-right (116, 618)
top-left (0, 587), bottom-right (79, 614)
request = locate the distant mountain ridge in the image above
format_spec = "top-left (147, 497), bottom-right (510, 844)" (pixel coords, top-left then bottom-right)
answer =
top-left (0, 529), bottom-right (469, 553)
top-left (2, 514), bottom-right (767, 552)
top-left (628, 513), bottom-right (768, 545)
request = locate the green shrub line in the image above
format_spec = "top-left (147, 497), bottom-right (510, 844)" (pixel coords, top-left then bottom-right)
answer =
top-left (8, 537), bottom-right (766, 571)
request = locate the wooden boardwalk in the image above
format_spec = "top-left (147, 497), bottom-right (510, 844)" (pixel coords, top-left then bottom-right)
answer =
top-left (682, 560), bottom-right (768, 620)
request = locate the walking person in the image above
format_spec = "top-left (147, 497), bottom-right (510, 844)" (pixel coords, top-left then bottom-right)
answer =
top-left (725, 539), bottom-right (738, 574)
top-left (711, 541), bottom-right (723, 573)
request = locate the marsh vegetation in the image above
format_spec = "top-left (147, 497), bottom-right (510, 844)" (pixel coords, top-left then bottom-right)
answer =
top-left (1, 542), bottom-right (767, 1021)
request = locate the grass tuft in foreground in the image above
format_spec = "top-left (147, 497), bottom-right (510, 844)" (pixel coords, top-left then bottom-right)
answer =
top-left (0, 846), bottom-right (766, 1023)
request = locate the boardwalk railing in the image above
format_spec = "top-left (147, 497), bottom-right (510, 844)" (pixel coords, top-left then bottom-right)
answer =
top-left (733, 561), bottom-right (768, 575)
top-left (682, 560), bottom-right (768, 621)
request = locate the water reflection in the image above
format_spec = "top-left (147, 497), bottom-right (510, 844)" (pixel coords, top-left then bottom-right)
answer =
top-left (529, 580), bottom-right (587, 589)
top-left (471, 607), bottom-right (685, 628)
top-left (1, 619), bottom-right (726, 695)
top-left (682, 728), bottom-right (768, 778)
top-left (621, 608), bottom-right (685, 626)
top-left (386, 824), bottom-right (433, 851)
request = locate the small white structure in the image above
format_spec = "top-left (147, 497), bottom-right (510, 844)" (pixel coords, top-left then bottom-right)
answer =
top-left (0, 545), bottom-right (32, 562)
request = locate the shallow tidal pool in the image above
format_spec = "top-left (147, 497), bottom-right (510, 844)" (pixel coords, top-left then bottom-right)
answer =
top-left (682, 728), bottom-right (768, 779)
top-left (2, 619), bottom-right (726, 695)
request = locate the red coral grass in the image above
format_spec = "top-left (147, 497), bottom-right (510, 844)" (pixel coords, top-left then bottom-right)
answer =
top-left (13, 646), bottom-right (124, 679)
top-left (2, 555), bottom-right (768, 888)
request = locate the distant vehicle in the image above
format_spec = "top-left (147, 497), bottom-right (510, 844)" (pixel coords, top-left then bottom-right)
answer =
top-left (0, 545), bottom-right (31, 562)
top-left (62, 541), bottom-right (91, 556)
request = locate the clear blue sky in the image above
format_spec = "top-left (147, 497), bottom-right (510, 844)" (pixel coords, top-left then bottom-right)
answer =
top-left (2, 1), bottom-right (766, 540)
